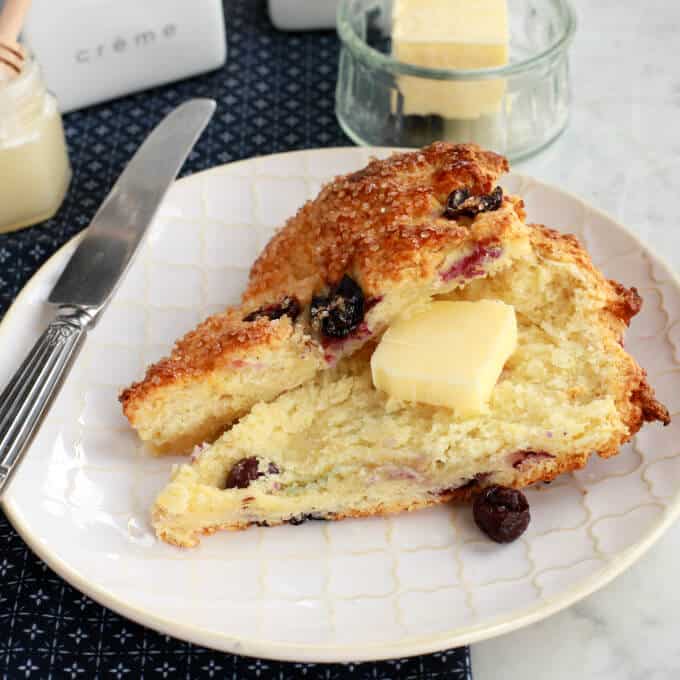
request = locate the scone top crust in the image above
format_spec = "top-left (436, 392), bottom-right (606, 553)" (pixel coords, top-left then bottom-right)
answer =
top-left (244, 142), bottom-right (515, 309)
top-left (122, 307), bottom-right (298, 388)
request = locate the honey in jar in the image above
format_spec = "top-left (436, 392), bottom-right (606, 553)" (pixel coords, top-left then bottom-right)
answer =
top-left (0, 50), bottom-right (71, 234)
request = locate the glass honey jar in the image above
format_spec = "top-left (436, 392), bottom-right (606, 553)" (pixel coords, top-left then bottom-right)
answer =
top-left (0, 49), bottom-right (71, 233)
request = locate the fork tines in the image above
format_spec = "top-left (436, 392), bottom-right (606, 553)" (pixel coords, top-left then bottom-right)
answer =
top-left (0, 41), bottom-right (24, 75)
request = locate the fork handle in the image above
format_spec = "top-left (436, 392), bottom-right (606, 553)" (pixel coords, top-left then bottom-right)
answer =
top-left (0, 305), bottom-right (92, 495)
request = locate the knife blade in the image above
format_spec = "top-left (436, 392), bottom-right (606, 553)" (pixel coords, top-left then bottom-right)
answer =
top-left (49, 98), bottom-right (216, 309)
top-left (0, 99), bottom-right (215, 496)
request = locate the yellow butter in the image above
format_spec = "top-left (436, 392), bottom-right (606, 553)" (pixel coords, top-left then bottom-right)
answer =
top-left (371, 300), bottom-right (517, 415)
top-left (392, 0), bottom-right (509, 119)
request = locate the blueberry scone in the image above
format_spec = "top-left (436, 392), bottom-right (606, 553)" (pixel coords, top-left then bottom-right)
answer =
top-left (152, 224), bottom-right (669, 547)
top-left (120, 143), bottom-right (531, 453)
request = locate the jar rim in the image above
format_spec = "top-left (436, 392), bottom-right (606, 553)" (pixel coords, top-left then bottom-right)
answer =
top-left (336, 0), bottom-right (577, 80)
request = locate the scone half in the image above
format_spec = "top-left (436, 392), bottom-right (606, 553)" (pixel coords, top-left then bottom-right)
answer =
top-left (121, 143), bottom-right (530, 453)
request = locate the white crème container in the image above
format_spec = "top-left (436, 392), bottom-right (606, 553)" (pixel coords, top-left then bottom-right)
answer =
top-left (21, 0), bottom-right (227, 112)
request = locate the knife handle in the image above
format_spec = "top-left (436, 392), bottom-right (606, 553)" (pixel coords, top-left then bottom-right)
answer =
top-left (0, 306), bottom-right (92, 495)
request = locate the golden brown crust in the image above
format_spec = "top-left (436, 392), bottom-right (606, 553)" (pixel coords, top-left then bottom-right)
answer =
top-left (244, 143), bottom-right (510, 305)
top-left (630, 381), bottom-right (671, 427)
top-left (608, 282), bottom-right (643, 325)
top-left (119, 309), bottom-right (298, 419)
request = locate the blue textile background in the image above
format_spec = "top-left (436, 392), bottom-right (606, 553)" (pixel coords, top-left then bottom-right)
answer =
top-left (0, 2), bottom-right (472, 677)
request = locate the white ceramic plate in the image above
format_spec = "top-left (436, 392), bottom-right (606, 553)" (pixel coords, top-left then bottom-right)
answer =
top-left (1, 148), bottom-right (679, 663)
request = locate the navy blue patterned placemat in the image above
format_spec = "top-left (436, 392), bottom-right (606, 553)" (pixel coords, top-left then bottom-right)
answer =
top-left (0, 1), bottom-right (471, 677)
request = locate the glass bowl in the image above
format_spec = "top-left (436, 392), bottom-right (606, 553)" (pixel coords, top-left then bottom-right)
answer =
top-left (335, 0), bottom-right (577, 161)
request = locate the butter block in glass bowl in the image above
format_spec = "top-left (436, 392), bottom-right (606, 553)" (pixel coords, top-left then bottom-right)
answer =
top-left (336, 0), bottom-right (577, 161)
top-left (392, 0), bottom-right (510, 119)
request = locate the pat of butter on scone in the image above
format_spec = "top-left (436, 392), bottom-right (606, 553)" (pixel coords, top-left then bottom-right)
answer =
top-left (371, 300), bottom-right (517, 414)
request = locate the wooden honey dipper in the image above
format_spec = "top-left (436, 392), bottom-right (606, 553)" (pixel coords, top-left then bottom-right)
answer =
top-left (0, 0), bottom-right (32, 80)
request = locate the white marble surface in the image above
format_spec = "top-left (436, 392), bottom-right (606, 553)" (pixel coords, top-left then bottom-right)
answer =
top-left (473, 1), bottom-right (680, 678)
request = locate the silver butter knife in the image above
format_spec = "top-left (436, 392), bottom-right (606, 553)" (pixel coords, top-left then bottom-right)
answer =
top-left (0, 98), bottom-right (216, 495)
